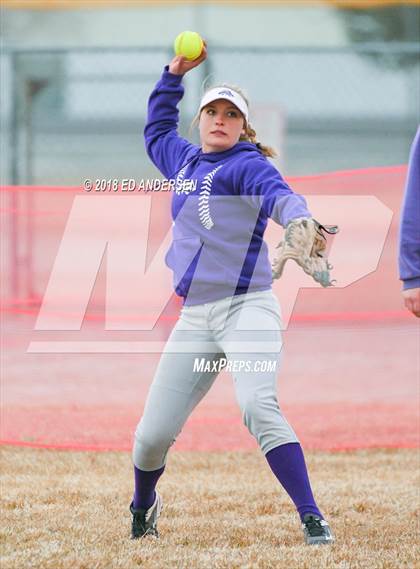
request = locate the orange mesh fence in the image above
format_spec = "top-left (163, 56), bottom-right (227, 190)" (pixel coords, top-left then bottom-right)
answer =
top-left (1, 165), bottom-right (418, 451)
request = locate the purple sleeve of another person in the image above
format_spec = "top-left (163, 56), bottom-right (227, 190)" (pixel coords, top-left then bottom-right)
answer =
top-left (398, 126), bottom-right (420, 290)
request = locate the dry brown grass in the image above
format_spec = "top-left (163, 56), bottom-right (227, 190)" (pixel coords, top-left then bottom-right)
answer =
top-left (1, 446), bottom-right (419, 569)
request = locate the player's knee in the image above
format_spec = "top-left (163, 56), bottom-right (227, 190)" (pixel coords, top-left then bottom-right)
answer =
top-left (134, 423), bottom-right (174, 452)
top-left (240, 394), bottom-right (299, 451)
top-left (240, 392), bottom-right (277, 428)
top-left (133, 423), bottom-right (175, 469)
top-left (240, 392), bottom-right (282, 432)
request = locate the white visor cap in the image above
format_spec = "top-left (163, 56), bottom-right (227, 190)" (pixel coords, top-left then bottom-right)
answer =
top-left (199, 87), bottom-right (249, 123)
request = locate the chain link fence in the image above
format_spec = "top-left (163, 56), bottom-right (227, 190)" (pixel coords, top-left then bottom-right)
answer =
top-left (1, 44), bottom-right (419, 185)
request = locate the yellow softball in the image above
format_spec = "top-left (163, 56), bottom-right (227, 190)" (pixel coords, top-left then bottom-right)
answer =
top-left (174, 31), bottom-right (204, 61)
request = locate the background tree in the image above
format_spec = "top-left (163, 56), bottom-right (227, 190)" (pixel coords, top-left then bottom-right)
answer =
top-left (339, 4), bottom-right (420, 69)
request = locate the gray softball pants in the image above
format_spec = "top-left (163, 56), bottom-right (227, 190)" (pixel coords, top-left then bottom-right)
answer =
top-left (132, 290), bottom-right (299, 471)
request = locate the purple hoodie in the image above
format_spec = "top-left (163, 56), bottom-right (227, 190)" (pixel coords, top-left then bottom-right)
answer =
top-left (399, 126), bottom-right (420, 291)
top-left (144, 66), bottom-right (312, 305)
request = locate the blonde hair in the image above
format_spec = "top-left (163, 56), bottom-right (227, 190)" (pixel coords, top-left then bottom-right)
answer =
top-left (190, 83), bottom-right (277, 158)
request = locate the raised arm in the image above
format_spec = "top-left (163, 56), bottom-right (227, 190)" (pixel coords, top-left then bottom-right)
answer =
top-left (144, 46), bottom-right (207, 178)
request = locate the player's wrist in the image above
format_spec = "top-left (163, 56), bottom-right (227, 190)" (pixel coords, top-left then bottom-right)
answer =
top-left (163, 65), bottom-right (185, 82)
top-left (167, 64), bottom-right (184, 76)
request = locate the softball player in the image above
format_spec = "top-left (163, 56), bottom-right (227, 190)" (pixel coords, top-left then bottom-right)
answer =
top-left (399, 126), bottom-right (420, 318)
top-left (130, 45), bottom-right (334, 546)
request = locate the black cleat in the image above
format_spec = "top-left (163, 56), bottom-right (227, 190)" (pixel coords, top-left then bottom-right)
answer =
top-left (130, 492), bottom-right (163, 539)
top-left (302, 514), bottom-right (334, 545)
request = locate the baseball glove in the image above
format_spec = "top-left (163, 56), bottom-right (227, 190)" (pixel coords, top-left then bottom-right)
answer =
top-left (271, 217), bottom-right (339, 287)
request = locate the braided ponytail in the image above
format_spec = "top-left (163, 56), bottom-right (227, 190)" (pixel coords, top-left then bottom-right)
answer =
top-left (239, 121), bottom-right (277, 158)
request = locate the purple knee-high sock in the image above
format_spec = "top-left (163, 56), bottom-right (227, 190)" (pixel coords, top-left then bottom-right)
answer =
top-left (133, 464), bottom-right (165, 510)
top-left (265, 442), bottom-right (323, 522)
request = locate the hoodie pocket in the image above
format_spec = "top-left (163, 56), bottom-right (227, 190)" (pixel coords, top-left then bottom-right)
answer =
top-left (165, 236), bottom-right (203, 294)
